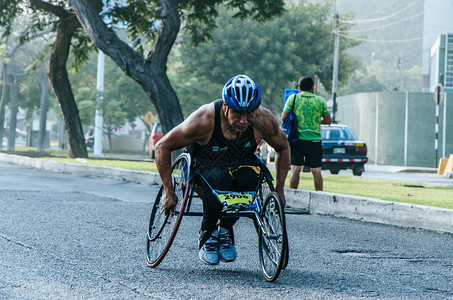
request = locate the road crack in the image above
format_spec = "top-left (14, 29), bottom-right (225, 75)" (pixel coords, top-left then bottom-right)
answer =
top-left (0, 234), bottom-right (33, 249)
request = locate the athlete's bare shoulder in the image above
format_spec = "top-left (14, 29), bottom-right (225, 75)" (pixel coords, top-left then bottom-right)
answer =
top-left (179, 102), bottom-right (216, 144)
top-left (253, 106), bottom-right (280, 137)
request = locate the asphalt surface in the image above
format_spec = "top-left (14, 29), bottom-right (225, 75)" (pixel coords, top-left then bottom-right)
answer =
top-left (1, 162), bottom-right (453, 299)
top-left (1, 152), bottom-right (452, 235)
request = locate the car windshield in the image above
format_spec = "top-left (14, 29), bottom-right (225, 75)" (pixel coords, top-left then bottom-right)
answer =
top-left (322, 126), bottom-right (357, 140)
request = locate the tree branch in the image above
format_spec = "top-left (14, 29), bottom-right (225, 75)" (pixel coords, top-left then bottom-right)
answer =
top-left (149, 0), bottom-right (181, 68)
top-left (30, 0), bottom-right (70, 19)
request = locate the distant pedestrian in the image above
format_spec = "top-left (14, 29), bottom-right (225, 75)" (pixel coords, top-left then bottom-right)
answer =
top-left (85, 125), bottom-right (95, 149)
top-left (281, 76), bottom-right (332, 191)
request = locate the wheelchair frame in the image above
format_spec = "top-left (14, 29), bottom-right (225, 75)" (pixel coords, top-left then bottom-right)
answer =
top-left (146, 152), bottom-right (289, 282)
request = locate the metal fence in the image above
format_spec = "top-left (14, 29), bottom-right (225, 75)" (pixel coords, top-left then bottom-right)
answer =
top-left (336, 92), bottom-right (452, 167)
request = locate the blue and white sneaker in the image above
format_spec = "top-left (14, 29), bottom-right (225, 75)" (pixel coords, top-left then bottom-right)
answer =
top-left (198, 230), bottom-right (219, 265)
top-left (218, 227), bottom-right (237, 262)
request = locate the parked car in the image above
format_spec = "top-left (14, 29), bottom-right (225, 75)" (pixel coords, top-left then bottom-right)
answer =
top-left (148, 121), bottom-right (163, 159)
top-left (321, 124), bottom-right (368, 176)
top-left (2, 128), bottom-right (27, 147)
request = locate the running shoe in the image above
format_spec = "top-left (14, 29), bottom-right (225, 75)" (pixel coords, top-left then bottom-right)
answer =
top-left (198, 230), bottom-right (219, 265)
top-left (218, 227), bottom-right (237, 262)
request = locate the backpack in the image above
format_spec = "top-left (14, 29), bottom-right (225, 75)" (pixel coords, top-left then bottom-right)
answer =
top-left (282, 110), bottom-right (298, 145)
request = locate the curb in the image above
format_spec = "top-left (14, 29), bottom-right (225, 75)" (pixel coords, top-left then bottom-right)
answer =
top-left (285, 190), bottom-right (453, 234)
top-left (0, 153), bottom-right (162, 185)
top-left (1, 152), bottom-right (452, 234)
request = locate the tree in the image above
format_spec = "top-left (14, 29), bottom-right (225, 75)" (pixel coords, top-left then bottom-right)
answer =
top-left (176, 1), bottom-right (360, 114)
top-left (0, 0), bottom-right (98, 158)
top-left (36, 70), bottom-right (50, 151)
top-left (68, 0), bottom-right (285, 135)
top-left (167, 68), bottom-right (222, 117)
top-left (70, 51), bottom-right (152, 129)
top-left (0, 32), bottom-right (28, 151)
top-left (340, 59), bottom-right (423, 95)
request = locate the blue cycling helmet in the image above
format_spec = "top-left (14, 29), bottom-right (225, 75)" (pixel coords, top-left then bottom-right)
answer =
top-left (222, 75), bottom-right (261, 112)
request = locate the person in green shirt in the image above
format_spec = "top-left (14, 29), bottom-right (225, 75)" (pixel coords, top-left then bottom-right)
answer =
top-left (282, 76), bottom-right (332, 191)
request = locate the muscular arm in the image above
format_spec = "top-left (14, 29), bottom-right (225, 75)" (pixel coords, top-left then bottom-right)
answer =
top-left (155, 103), bottom-right (214, 213)
top-left (255, 108), bottom-right (290, 205)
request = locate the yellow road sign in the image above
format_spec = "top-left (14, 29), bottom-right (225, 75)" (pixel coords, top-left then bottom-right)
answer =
top-left (144, 111), bottom-right (155, 125)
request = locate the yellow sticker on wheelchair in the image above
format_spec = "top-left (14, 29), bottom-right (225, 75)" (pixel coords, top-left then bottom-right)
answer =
top-left (218, 192), bottom-right (253, 206)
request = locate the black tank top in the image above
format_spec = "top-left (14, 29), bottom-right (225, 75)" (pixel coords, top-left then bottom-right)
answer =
top-left (187, 100), bottom-right (258, 168)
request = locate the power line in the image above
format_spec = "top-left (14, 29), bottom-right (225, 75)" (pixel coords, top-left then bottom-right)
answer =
top-left (339, 0), bottom-right (422, 25)
top-left (356, 0), bottom-right (402, 19)
top-left (338, 33), bottom-right (437, 44)
top-left (339, 11), bottom-right (424, 33)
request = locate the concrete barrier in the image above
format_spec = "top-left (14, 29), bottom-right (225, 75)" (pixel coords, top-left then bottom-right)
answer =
top-left (1, 152), bottom-right (453, 234)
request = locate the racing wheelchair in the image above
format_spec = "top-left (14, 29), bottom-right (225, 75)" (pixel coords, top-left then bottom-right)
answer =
top-left (146, 152), bottom-right (289, 282)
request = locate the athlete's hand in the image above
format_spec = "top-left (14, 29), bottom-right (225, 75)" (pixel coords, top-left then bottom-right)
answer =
top-left (162, 191), bottom-right (178, 215)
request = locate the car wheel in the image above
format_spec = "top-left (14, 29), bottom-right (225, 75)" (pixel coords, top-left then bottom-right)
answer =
top-left (330, 168), bottom-right (340, 175)
top-left (352, 167), bottom-right (363, 176)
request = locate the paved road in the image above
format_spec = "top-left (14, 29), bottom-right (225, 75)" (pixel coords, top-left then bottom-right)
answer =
top-left (1, 162), bottom-right (453, 299)
top-left (285, 163), bottom-right (453, 187)
top-left (353, 164), bottom-right (453, 187)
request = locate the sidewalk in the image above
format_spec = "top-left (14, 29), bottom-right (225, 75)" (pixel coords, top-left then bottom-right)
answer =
top-left (364, 164), bottom-right (437, 173)
top-left (1, 152), bottom-right (453, 235)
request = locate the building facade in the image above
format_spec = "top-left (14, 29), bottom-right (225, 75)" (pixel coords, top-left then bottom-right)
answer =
top-left (429, 33), bottom-right (453, 93)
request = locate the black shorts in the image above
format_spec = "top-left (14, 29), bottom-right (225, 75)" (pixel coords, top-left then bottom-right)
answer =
top-left (290, 140), bottom-right (322, 168)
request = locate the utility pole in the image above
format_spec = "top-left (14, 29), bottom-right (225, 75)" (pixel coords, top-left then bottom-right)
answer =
top-left (331, 0), bottom-right (340, 123)
top-left (397, 52), bottom-right (402, 91)
top-left (93, 50), bottom-right (104, 156)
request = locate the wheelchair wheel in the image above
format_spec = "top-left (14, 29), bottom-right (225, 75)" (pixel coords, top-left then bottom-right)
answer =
top-left (258, 191), bottom-right (288, 282)
top-left (257, 176), bottom-right (289, 270)
top-left (257, 175), bottom-right (273, 201)
top-left (146, 153), bottom-right (191, 268)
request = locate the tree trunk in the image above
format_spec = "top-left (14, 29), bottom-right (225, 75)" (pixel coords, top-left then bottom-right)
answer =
top-left (37, 75), bottom-right (49, 152)
top-left (69, 0), bottom-right (184, 135)
top-left (58, 117), bottom-right (66, 149)
top-left (7, 74), bottom-right (18, 152)
top-left (25, 108), bottom-right (33, 147)
top-left (47, 14), bottom-right (88, 158)
top-left (0, 63), bottom-right (6, 150)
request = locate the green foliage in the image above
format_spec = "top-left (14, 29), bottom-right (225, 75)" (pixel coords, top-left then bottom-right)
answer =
top-left (0, 0), bottom-right (94, 68)
top-left (0, 0), bottom-right (22, 38)
top-left (0, 44), bottom-right (6, 56)
top-left (176, 1), bottom-right (360, 114)
top-left (18, 76), bottom-right (41, 110)
top-left (74, 87), bottom-right (96, 124)
top-left (71, 29), bottom-right (96, 71)
top-left (167, 68), bottom-right (222, 117)
top-left (341, 59), bottom-right (423, 94)
top-left (104, 0), bottom-right (161, 54)
top-left (100, 99), bottom-right (128, 129)
top-left (71, 51), bottom-right (151, 127)
top-left (105, 0), bottom-right (285, 53)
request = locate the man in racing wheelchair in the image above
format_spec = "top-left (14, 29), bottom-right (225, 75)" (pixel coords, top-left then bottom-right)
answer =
top-left (155, 74), bottom-right (290, 265)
